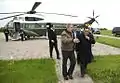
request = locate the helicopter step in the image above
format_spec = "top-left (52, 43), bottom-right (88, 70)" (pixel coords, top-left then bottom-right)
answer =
top-left (10, 32), bottom-right (21, 41)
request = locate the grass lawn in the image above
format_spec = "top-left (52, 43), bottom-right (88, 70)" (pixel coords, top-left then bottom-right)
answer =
top-left (96, 37), bottom-right (120, 48)
top-left (88, 55), bottom-right (120, 83)
top-left (0, 59), bottom-right (58, 83)
top-left (100, 30), bottom-right (112, 36)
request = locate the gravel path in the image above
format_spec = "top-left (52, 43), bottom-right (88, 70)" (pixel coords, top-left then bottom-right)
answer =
top-left (0, 33), bottom-right (120, 83)
top-left (56, 58), bottom-right (93, 83)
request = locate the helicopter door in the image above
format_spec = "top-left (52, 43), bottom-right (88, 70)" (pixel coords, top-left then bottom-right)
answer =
top-left (11, 22), bottom-right (21, 40)
top-left (14, 22), bottom-right (20, 32)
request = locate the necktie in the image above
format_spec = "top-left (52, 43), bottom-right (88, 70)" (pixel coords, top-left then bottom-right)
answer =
top-left (74, 31), bottom-right (77, 38)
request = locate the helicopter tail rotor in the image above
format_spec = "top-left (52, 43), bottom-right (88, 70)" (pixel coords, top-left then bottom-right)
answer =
top-left (87, 17), bottom-right (93, 19)
top-left (86, 10), bottom-right (99, 25)
top-left (95, 20), bottom-right (99, 25)
top-left (95, 15), bottom-right (100, 18)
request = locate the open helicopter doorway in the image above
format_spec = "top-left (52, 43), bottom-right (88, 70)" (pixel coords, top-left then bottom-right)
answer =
top-left (14, 22), bottom-right (21, 32)
top-left (11, 22), bottom-right (21, 40)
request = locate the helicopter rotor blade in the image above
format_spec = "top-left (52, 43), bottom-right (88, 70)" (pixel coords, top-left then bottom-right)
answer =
top-left (93, 10), bottom-right (94, 18)
top-left (31, 2), bottom-right (41, 11)
top-left (87, 17), bottom-right (93, 19)
top-left (35, 13), bottom-right (44, 17)
top-left (37, 12), bottom-right (78, 17)
top-left (95, 20), bottom-right (99, 25)
top-left (0, 12), bottom-right (26, 14)
top-left (95, 15), bottom-right (100, 18)
top-left (0, 13), bottom-right (25, 20)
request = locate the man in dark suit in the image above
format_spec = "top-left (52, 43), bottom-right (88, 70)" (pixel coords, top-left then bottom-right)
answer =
top-left (20, 28), bottom-right (24, 41)
top-left (75, 28), bottom-right (95, 77)
top-left (46, 23), bottom-right (60, 59)
top-left (4, 28), bottom-right (9, 42)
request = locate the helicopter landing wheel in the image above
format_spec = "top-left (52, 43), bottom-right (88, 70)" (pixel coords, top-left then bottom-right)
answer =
top-left (21, 35), bottom-right (24, 41)
top-left (27, 35), bottom-right (30, 39)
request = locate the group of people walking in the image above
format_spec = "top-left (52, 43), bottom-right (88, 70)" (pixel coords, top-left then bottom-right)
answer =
top-left (47, 23), bottom-right (95, 80)
top-left (4, 23), bottom-right (95, 80)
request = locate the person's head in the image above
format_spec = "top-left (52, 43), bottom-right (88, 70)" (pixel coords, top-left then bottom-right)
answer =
top-left (74, 25), bottom-right (81, 32)
top-left (84, 28), bottom-right (90, 36)
top-left (66, 24), bottom-right (73, 33)
top-left (46, 23), bottom-right (53, 29)
top-left (72, 25), bottom-right (77, 31)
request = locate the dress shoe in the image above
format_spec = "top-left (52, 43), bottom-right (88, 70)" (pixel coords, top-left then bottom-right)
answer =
top-left (68, 75), bottom-right (73, 79)
top-left (64, 76), bottom-right (68, 80)
top-left (57, 57), bottom-right (60, 60)
top-left (50, 56), bottom-right (53, 58)
top-left (81, 74), bottom-right (85, 78)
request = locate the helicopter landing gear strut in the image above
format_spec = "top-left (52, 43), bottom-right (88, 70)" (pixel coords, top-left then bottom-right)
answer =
top-left (20, 33), bottom-right (24, 41)
top-left (27, 35), bottom-right (30, 39)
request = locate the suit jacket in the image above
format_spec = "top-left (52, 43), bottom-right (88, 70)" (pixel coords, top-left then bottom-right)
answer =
top-left (72, 30), bottom-right (81, 51)
top-left (47, 28), bottom-right (57, 43)
top-left (73, 30), bottom-right (81, 38)
top-left (61, 30), bottom-right (74, 51)
top-left (75, 32), bottom-right (95, 63)
top-left (4, 29), bottom-right (9, 34)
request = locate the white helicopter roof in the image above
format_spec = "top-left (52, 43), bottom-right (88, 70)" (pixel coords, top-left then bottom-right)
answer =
top-left (17, 14), bottom-right (44, 18)
top-left (12, 13), bottom-right (80, 24)
top-left (13, 14), bottom-right (44, 23)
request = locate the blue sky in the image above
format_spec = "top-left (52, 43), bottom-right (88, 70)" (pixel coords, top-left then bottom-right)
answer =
top-left (0, 0), bottom-right (120, 30)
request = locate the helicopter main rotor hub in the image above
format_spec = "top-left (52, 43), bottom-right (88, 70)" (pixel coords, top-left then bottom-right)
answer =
top-left (27, 11), bottom-right (36, 14)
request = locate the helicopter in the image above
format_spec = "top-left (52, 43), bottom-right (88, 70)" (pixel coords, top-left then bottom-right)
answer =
top-left (0, 2), bottom-right (78, 41)
top-left (0, 2), bottom-right (99, 41)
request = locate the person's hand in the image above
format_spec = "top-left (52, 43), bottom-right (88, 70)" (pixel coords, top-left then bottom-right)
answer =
top-left (92, 44), bottom-right (94, 47)
top-left (85, 36), bottom-right (90, 40)
top-left (76, 51), bottom-right (79, 54)
top-left (73, 38), bottom-right (80, 43)
top-left (51, 40), bottom-right (54, 43)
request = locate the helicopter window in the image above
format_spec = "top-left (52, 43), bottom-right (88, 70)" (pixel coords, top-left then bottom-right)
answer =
top-left (25, 17), bottom-right (44, 21)
top-left (25, 17), bottom-right (34, 21)
top-left (14, 17), bottom-right (18, 20)
top-left (24, 23), bottom-right (36, 29)
top-left (19, 17), bottom-right (22, 19)
top-left (19, 17), bottom-right (24, 21)
top-left (41, 25), bottom-right (44, 28)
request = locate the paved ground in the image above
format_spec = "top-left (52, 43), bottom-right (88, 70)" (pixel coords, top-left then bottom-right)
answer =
top-left (0, 37), bottom-right (120, 60)
top-left (0, 33), bottom-right (120, 83)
